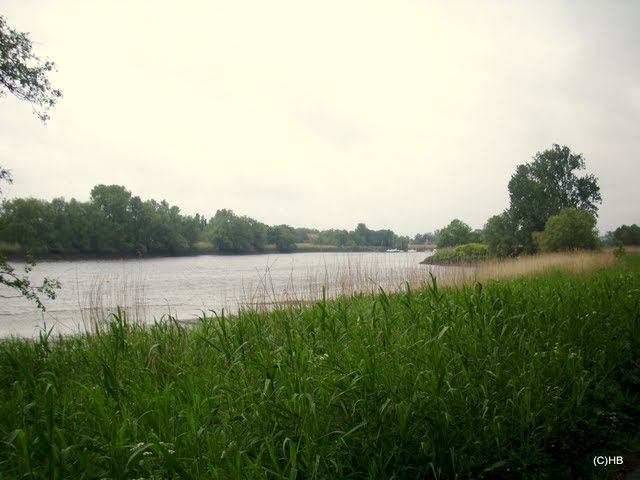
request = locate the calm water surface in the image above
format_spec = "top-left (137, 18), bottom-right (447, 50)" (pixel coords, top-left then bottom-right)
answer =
top-left (0, 251), bottom-right (436, 338)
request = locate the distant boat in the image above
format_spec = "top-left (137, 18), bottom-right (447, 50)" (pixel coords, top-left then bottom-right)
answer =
top-left (386, 248), bottom-right (401, 253)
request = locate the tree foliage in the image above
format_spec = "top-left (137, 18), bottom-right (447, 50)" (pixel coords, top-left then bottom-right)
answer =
top-left (483, 212), bottom-right (518, 257)
top-left (614, 224), bottom-right (640, 246)
top-left (413, 231), bottom-right (440, 244)
top-left (0, 185), bottom-right (205, 255)
top-left (0, 15), bottom-right (62, 122)
top-left (0, 190), bottom-right (417, 256)
top-left (508, 144), bottom-right (601, 252)
top-left (533, 208), bottom-right (600, 252)
top-left (0, 254), bottom-right (60, 310)
top-left (0, 178), bottom-right (62, 310)
top-left (0, 16), bottom-right (62, 310)
top-left (437, 219), bottom-right (473, 248)
top-left (203, 209), bottom-right (267, 254)
top-left (268, 225), bottom-right (297, 253)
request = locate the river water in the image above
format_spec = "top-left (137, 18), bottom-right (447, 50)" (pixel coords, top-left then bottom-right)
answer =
top-left (0, 251), bottom-right (439, 338)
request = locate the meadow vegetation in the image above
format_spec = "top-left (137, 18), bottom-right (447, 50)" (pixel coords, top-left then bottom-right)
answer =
top-left (0, 253), bottom-right (638, 479)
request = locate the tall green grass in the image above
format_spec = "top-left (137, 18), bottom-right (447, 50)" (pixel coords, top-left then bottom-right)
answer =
top-left (1, 257), bottom-right (639, 479)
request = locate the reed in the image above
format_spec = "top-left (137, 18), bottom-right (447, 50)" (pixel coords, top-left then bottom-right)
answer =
top-left (1, 254), bottom-right (637, 478)
top-left (235, 251), bottom-right (615, 313)
top-left (468, 250), bottom-right (615, 284)
top-left (79, 274), bottom-right (148, 333)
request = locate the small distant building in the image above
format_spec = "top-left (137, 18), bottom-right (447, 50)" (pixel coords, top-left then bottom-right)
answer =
top-left (305, 233), bottom-right (320, 243)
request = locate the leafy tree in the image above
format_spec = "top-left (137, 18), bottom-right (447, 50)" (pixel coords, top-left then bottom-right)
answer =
top-left (65, 198), bottom-right (92, 252)
top-left (268, 225), bottom-right (297, 252)
top-left (533, 208), bottom-right (600, 252)
top-left (0, 15), bottom-right (62, 122)
top-left (414, 231), bottom-right (440, 245)
top-left (89, 184), bottom-right (134, 251)
top-left (395, 235), bottom-right (410, 251)
top-left (483, 212), bottom-right (518, 257)
top-left (366, 228), bottom-right (392, 248)
top-left (508, 144), bottom-right (601, 252)
top-left (0, 254), bottom-right (60, 311)
top-left (0, 183), bottom-right (60, 310)
top-left (318, 229), bottom-right (350, 247)
top-left (601, 230), bottom-right (616, 247)
top-left (470, 229), bottom-right (483, 243)
top-left (437, 219), bottom-right (473, 248)
top-left (204, 209), bottom-right (266, 253)
top-left (0, 198), bottom-right (51, 249)
top-left (0, 16), bottom-right (62, 309)
top-left (354, 223), bottom-right (371, 246)
top-left (613, 224), bottom-right (640, 246)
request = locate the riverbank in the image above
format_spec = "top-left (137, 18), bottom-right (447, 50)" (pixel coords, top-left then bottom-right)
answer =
top-left (0, 254), bottom-right (638, 478)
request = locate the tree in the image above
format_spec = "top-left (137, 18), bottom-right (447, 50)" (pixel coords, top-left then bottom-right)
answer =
top-left (437, 219), bottom-right (473, 248)
top-left (508, 144), bottom-right (601, 253)
top-left (268, 225), bottom-right (297, 253)
top-left (533, 208), bottom-right (600, 252)
top-left (204, 209), bottom-right (266, 253)
top-left (483, 211), bottom-right (518, 257)
top-left (88, 185), bottom-right (134, 252)
top-left (0, 15), bottom-right (62, 122)
top-left (601, 230), bottom-right (616, 247)
top-left (0, 16), bottom-right (61, 309)
top-left (370, 229), bottom-right (395, 248)
top-left (613, 224), bottom-right (640, 246)
top-left (354, 223), bottom-right (371, 246)
top-left (0, 191), bottom-right (61, 310)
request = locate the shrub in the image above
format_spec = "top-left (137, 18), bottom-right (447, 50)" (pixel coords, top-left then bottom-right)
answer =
top-left (534, 208), bottom-right (600, 252)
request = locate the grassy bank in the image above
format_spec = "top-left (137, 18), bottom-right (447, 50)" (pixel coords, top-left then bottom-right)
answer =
top-left (0, 256), bottom-right (639, 479)
top-left (421, 243), bottom-right (490, 265)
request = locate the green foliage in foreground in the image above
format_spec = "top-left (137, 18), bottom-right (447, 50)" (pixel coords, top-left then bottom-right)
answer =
top-left (1, 259), bottom-right (640, 479)
top-left (422, 242), bottom-right (489, 265)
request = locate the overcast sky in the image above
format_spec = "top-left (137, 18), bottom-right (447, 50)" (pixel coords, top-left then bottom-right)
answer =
top-left (1, 0), bottom-right (638, 236)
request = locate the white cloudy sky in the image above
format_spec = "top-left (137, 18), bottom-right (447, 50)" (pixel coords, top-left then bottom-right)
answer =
top-left (1, 0), bottom-right (638, 236)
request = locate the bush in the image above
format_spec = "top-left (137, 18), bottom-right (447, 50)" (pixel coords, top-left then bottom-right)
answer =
top-left (534, 208), bottom-right (600, 252)
top-left (422, 242), bottom-right (489, 264)
top-left (454, 242), bottom-right (489, 258)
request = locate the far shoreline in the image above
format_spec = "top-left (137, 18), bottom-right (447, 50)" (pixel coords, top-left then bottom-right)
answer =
top-left (1, 245), bottom-right (435, 262)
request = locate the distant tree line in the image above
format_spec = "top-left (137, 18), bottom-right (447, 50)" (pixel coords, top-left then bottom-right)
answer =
top-left (412, 231), bottom-right (440, 245)
top-left (602, 224), bottom-right (640, 247)
top-left (0, 185), bottom-right (414, 256)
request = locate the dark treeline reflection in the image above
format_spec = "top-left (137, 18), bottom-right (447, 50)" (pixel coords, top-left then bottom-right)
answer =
top-left (0, 185), bottom-right (412, 255)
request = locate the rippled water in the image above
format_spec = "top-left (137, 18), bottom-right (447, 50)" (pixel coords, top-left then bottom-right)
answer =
top-left (0, 251), bottom-right (436, 338)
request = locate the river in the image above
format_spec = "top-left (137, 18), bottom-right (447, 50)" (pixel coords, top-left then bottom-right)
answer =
top-left (0, 251), bottom-right (442, 338)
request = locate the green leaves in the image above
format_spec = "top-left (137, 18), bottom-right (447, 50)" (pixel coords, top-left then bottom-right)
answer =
top-left (534, 208), bottom-right (600, 252)
top-left (507, 144), bottom-right (601, 253)
top-left (0, 252), bottom-right (60, 310)
top-left (0, 15), bottom-right (62, 123)
top-left (437, 219), bottom-right (474, 248)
